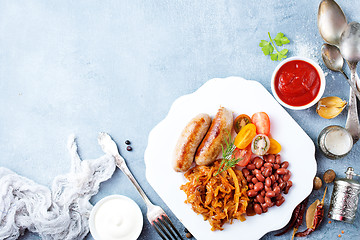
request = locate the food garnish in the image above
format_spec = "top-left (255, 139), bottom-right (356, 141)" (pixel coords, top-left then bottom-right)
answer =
top-left (268, 138), bottom-right (282, 154)
top-left (275, 197), bottom-right (308, 237)
top-left (313, 176), bottom-right (323, 190)
top-left (216, 132), bottom-right (243, 176)
top-left (323, 169), bottom-right (336, 183)
top-left (234, 123), bottom-right (257, 149)
top-left (251, 112), bottom-right (270, 136)
top-left (251, 134), bottom-right (270, 155)
top-left (180, 161), bottom-right (249, 231)
top-left (234, 114), bottom-right (251, 133)
top-left (259, 32), bottom-right (290, 61)
top-left (316, 96), bottom-right (347, 119)
top-left (295, 187), bottom-right (327, 237)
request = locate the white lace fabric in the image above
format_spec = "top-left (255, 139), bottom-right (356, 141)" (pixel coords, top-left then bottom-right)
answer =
top-left (0, 135), bottom-right (116, 240)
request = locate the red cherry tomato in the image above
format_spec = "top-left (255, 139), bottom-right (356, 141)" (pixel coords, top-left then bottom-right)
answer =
top-left (251, 112), bottom-right (270, 136)
top-left (233, 145), bottom-right (252, 167)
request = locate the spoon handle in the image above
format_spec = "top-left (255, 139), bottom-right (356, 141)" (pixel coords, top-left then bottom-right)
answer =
top-left (345, 71), bottom-right (360, 144)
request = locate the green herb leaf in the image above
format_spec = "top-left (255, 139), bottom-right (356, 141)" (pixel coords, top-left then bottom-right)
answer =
top-left (274, 32), bottom-right (290, 46)
top-left (259, 32), bottom-right (290, 61)
top-left (215, 132), bottom-right (243, 176)
top-left (260, 40), bottom-right (274, 56)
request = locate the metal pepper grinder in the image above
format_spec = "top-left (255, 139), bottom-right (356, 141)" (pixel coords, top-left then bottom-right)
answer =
top-left (328, 167), bottom-right (360, 223)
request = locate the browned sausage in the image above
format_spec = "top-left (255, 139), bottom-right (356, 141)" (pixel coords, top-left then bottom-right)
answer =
top-left (195, 107), bottom-right (233, 166)
top-left (172, 113), bottom-right (211, 172)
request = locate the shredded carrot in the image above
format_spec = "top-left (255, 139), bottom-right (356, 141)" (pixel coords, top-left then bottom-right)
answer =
top-left (180, 160), bottom-right (249, 231)
top-left (228, 168), bottom-right (240, 213)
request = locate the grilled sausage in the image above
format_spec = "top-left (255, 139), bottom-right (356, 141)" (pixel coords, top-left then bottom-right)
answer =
top-left (195, 107), bottom-right (233, 166)
top-left (173, 113), bottom-right (211, 172)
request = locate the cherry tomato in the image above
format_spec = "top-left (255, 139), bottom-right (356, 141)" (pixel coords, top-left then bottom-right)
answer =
top-left (267, 138), bottom-right (282, 154)
top-left (251, 134), bottom-right (270, 156)
top-left (251, 112), bottom-right (270, 136)
top-left (234, 123), bottom-right (257, 149)
top-left (233, 145), bottom-right (252, 167)
top-left (234, 114), bottom-right (252, 133)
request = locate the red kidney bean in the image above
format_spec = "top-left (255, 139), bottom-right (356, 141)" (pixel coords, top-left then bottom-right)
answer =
top-left (275, 196), bottom-right (285, 206)
top-left (279, 182), bottom-right (286, 191)
top-left (260, 166), bottom-right (265, 172)
top-left (273, 182), bottom-right (278, 188)
top-left (273, 164), bottom-right (280, 170)
top-left (274, 186), bottom-right (281, 195)
top-left (247, 164), bottom-right (256, 170)
top-left (246, 175), bottom-right (253, 182)
top-left (274, 173), bottom-right (279, 181)
top-left (263, 167), bottom-right (272, 177)
top-left (265, 177), bottom-right (272, 187)
top-left (254, 157), bottom-right (264, 169)
top-left (248, 183), bottom-right (254, 189)
top-left (254, 198), bottom-right (259, 203)
top-left (283, 172), bottom-right (291, 182)
top-left (265, 196), bottom-right (272, 207)
top-left (253, 169), bottom-right (261, 175)
top-left (266, 191), bottom-right (276, 198)
top-left (256, 194), bottom-right (265, 204)
top-left (281, 161), bottom-right (289, 169)
top-left (260, 190), bottom-right (266, 196)
top-left (275, 194), bottom-right (283, 200)
top-left (242, 168), bottom-right (250, 177)
top-left (284, 181), bottom-right (293, 194)
top-left (270, 175), bottom-right (276, 184)
top-left (265, 185), bottom-right (272, 192)
top-left (256, 173), bottom-right (265, 182)
top-left (247, 190), bottom-right (257, 197)
top-left (252, 177), bottom-right (259, 184)
top-left (275, 154), bottom-right (281, 164)
top-left (267, 154), bottom-right (275, 163)
top-left (254, 182), bottom-right (264, 192)
top-left (261, 203), bottom-right (268, 213)
top-left (264, 162), bottom-right (273, 168)
top-left (254, 203), bottom-right (262, 214)
top-left (277, 168), bottom-right (288, 175)
top-left (278, 177), bottom-right (284, 184)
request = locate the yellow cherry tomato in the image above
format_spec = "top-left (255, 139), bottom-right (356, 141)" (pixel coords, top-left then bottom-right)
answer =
top-left (267, 138), bottom-right (282, 154)
top-left (234, 123), bottom-right (257, 149)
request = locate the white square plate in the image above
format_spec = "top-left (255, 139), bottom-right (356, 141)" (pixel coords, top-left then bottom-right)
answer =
top-left (144, 77), bottom-right (316, 240)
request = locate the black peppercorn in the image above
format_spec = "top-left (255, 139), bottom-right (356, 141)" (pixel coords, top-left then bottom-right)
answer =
top-left (126, 146), bottom-right (132, 151)
top-left (125, 140), bottom-right (131, 145)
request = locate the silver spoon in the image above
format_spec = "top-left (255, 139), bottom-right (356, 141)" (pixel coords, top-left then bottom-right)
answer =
top-left (340, 22), bottom-right (360, 90)
top-left (318, 0), bottom-right (347, 46)
top-left (321, 43), bottom-right (360, 101)
top-left (318, 1), bottom-right (360, 143)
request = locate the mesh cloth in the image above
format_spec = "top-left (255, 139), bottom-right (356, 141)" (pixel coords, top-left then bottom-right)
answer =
top-left (0, 135), bottom-right (116, 240)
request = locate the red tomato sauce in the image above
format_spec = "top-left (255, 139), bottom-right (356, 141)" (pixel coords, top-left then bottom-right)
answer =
top-left (274, 60), bottom-right (321, 107)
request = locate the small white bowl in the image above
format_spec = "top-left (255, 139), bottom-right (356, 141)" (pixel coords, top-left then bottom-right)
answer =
top-left (271, 56), bottom-right (326, 110)
top-left (89, 195), bottom-right (143, 240)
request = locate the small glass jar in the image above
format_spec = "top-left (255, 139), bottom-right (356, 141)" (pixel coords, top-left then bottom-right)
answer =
top-left (318, 125), bottom-right (353, 159)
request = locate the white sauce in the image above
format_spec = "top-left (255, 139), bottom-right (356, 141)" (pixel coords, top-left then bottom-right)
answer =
top-left (90, 195), bottom-right (143, 240)
top-left (325, 128), bottom-right (352, 155)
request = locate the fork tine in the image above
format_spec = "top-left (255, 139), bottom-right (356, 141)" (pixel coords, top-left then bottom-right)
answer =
top-left (154, 219), bottom-right (173, 239)
top-left (153, 222), bottom-right (168, 240)
top-left (162, 215), bottom-right (184, 240)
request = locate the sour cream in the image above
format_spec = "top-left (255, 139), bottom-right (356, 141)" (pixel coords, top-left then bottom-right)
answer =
top-left (318, 125), bottom-right (353, 159)
top-left (89, 195), bottom-right (143, 240)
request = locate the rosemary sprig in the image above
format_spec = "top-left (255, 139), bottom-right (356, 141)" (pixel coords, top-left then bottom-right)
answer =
top-left (215, 132), bottom-right (243, 176)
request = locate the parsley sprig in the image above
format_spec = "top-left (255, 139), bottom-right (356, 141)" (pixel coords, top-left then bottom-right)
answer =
top-left (259, 32), bottom-right (290, 61)
top-left (215, 132), bottom-right (243, 176)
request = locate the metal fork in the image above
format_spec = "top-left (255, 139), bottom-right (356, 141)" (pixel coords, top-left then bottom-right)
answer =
top-left (98, 132), bottom-right (184, 240)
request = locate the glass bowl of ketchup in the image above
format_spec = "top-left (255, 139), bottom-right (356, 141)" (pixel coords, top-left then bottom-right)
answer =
top-left (271, 56), bottom-right (326, 110)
